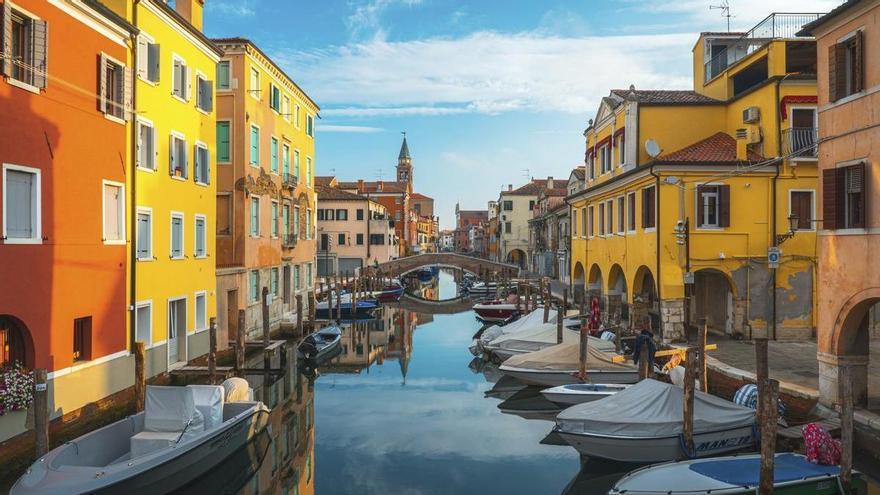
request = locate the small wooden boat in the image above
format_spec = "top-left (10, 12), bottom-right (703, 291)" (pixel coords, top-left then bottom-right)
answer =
top-left (540, 383), bottom-right (629, 406)
top-left (499, 341), bottom-right (637, 387)
top-left (297, 325), bottom-right (342, 360)
top-left (315, 293), bottom-right (378, 318)
top-left (473, 300), bottom-right (519, 322)
top-left (609, 452), bottom-right (868, 494)
top-left (374, 284), bottom-right (405, 302)
top-left (12, 381), bottom-right (268, 495)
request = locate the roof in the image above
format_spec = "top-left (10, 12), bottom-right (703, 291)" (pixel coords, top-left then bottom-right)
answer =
top-left (410, 192), bottom-right (433, 200)
top-left (315, 176), bottom-right (336, 187)
top-left (798, 0), bottom-right (862, 35)
top-left (152, 0), bottom-right (223, 57)
top-left (83, 0), bottom-right (138, 34)
top-left (700, 31), bottom-right (747, 36)
top-left (571, 168), bottom-right (586, 180)
top-left (316, 185), bottom-right (367, 201)
top-left (543, 188), bottom-right (568, 197)
top-left (399, 136), bottom-right (411, 160)
top-left (654, 132), bottom-right (763, 164)
top-left (336, 181), bottom-right (408, 193)
top-left (609, 89), bottom-right (722, 106)
top-left (502, 179), bottom-right (550, 196)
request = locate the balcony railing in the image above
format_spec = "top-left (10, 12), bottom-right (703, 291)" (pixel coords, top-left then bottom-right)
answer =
top-left (781, 127), bottom-right (818, 158)
top-left (703, 13), bottom-right (823, 82)
top-left (282, 234), bottom-right (298, 248)
top-left (283, 173), bottom-right (298, 189)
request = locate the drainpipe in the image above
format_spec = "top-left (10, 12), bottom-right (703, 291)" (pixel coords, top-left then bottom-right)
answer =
top-left (649, 163), bottom-right (662, 339)
top-left (129, 1), bottom-right (141, 353)
top-left (771, 77), bottom-right (784, 341)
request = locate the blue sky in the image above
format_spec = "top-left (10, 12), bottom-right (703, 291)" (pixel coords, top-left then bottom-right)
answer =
top-left (203, 0), bottom-right (837, 228)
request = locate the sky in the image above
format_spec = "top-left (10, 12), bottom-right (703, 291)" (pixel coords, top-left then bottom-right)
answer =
top-left (202, 0), bottom-right (839, 229)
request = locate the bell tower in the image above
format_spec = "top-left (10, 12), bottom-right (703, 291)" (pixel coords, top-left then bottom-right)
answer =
top-left (396, 132), bottom-right (412, 186)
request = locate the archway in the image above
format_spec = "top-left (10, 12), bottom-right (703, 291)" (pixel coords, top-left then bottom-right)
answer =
top-left (632, 266), bottom-right (659, 332)
top-left (693, 269), bottom-right (735, 337)
top-left (572, 262), bottom-right (586, 303)
top-left (0, 315), bottom-right (35, 368)
top-left (588, 264), bottom-right (603, 310)
top-left (506, 249), bottom-right (526, 269)
top-left (832, 294), bottom-right (880, 410)
top-left (607, 265), bottom-right (628, 328)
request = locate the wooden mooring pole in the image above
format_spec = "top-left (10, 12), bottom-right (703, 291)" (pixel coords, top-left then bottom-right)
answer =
top-left (309, 290), bottom-right (317, 328)
top-left (756, 338), bottom-right (775, 493)
top-left (34, 368), bottom-right (48, 457)
top-left (134, 342), bottom-right (145, 412)
top-left (557, 295), bottom-right (564, 344)
top-left (840, 365), bottom-right (854, 491)
top-left (235, 309), bottom-right (246, 377)
top-left (682, 346), bottom-right (696, 458)
top-left (578, 316), bottom-right (588, 381)
top-left (296, 294), bottom-right (304, 337)
top-left (208, 317), bottom-right (217, 384)
top-left (699, 322), bottom-right (708, 392)
top-left (543, 280), bottom-right (551, 323)
top-left (638, 339), bottom-right (650, 381)
top-left (261, 286), bottom-right (270, 346)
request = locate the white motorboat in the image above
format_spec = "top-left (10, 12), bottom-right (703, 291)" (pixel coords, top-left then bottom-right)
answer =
top-left (12, 380), bottom-right (269, 494)
top-left (610, 452), bottom-right (866, 495)
top-left (485, 324), bottom-right (616, 362)
top-left (555, 379), bottom-right (756, 463)
top-left (472, 307), bottom-right (557, 356)
top-left (499, 341), bottom-right (638, 387)
top-left (540, 383), bottom-right (629, 406)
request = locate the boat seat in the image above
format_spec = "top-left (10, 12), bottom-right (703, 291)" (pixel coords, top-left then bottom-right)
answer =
top-left (187, 385), bottom-right (225, 429)
top-left (130, 386), bottom-right (204, 458)
top-left (130, 431), bottom-right (182, 459)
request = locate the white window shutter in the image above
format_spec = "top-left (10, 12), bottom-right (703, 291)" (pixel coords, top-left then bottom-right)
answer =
top-left (172, 59), bottom-right (180, 97)
top-left (206, 147), bottom-right (211, 185)
top-left (136, 123), bottom-right (143, 167)
top-left (169, 135), bottom-right (175, 176)
top-left (206, 79), bottom-right (214, 113)
top-left (193, 144), bottom-right (200, 183)
top-left (123, 66), bottom-right (133, 121)
top-left (151, 126), bottom-right (158, 169)
top-left (136, 36), bottom-right (148, 78)
top-left (99, 53), bottom-right (108, 113)
top-left (31, 20), bottom-right (48, 88)
top-left (182, 139), bottom-right (189, 178)
top-left (1, 1), bottom-right (12, 77)
top-left (185, 65), bottom-right (192, 101)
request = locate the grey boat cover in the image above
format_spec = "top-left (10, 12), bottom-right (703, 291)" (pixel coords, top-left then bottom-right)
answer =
top-left (489, 324), bottom-right (616, 354)
top-left (503, 341), bottom-right (635, 372)
top-left (479, 307), bottom-right (558, 348)
top-left (557, 379), bottom-right (755, 437)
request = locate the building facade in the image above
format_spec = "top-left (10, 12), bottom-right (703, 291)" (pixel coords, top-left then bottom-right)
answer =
top-left (801, 1), bottom-right (880, 407)
top-left (569, 14), bottom-right (821, 342)
top-left (212, 37), bottom-right (319, 345)
top-left (0, 0), bottom-right (135, 441)
top-left (453, 204), bottom-right (487, 254)
top-left (498, 179), bottom-right (553, 268)
top-left (528, 183), bottom-right (567, 277)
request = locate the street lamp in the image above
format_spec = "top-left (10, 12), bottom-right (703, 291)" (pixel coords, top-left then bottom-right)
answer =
top-left (776, 214), bottom-right (799, 245)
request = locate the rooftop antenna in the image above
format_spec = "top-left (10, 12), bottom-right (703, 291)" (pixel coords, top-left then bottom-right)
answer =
top-left (521, 169), bottom-right (530, 181)
top-left (710, 0), bottom-right (733, 32)
top-left (375, 169), bottom-right (384, 180)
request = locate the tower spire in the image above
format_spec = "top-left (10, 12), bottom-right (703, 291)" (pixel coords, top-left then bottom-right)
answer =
top-left (397, 131), bottom-right (412, 184)
top-left (398, 131), bottom-right (411, 160)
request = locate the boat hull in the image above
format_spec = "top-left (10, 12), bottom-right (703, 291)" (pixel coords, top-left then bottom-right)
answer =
top-left (556, 424), bottom-right (755, 463)
top-left (473, 305), bottom-right (518, 322)
top-left (540, 384), bottom-right (628, 406)
top-left (499, 366), bottom-right (639, 387)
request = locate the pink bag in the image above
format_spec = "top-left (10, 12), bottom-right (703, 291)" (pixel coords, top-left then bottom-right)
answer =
top-left (802, 423), bottom-right (841, 465)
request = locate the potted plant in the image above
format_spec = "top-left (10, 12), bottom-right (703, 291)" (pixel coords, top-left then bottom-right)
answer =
top-left (0, 363), bottom-right (34, 416)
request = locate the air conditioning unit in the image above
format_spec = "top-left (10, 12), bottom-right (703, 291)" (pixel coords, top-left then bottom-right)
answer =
top-left (735, 125), bottom-right (762, 144)
top-left (742, 106), bottom-right (760, 124)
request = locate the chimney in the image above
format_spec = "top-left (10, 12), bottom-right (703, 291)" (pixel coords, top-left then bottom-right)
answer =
top-left (508, 184), bottom-right (513, 191)
top-left (547, 176), bottom-right (554, 189)
top-left (357, 179), bottom-right (364, 192)
top-left (175, 0), bottom-right (205, 31)
top-left (377, 180), bottom-right (384, 192)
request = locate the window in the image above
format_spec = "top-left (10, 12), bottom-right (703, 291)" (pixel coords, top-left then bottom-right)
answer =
top-left (5, 8), bottom-right (47, 89)
top-left (598, 202), bottom-right (605, 236)
top-left (294, 206), bottom-right (300, 240)
top-left (249, 67), bottom-right (260, 98)
top-left (618, 134), bottom-right (626, 165)
top-left (600, 144), bottom-right (611, 174)
top-left (73, 317), bottom-right (92, 362)
top-left (787, 190), bottom-right (814, 231)
top-left (135, 303), bottom-right (152, 345)
top-left (356, 233), bottom-right (364, 245)
top-left (271, 137), bottom-right (279, 173)
top-left (571, 209), bottom-right (577, 237)
top-left (137, 209), bottom-right (152, 260)
top-left (217, 194), bottom-right (231, 235)
top-left (217, 122), bottom-right (231, 163)
top-left (320, 233), bottom-right (329, 251)
top-left (336, 209), bottom-right (348, 221)
top-left (306, 209), bottom-right (311, 239)
top-left (250, 125), bottom-right (260, 166)
top-left (295, 104), bottom-right (301, 128)
top-left (293, 150), bottom-right (300, 179)
top-left (170, 214), bottom-right (184, 259)
top-left (172, 56), bottom-right (190, 101)
top-left (395, 197), bottom-right (402, 205)
top-left (642, 186), bottom-right (656, 229)
top-left (196, 74), bottom-right (213, 112)
top-left (195, 292), bottom-right (206, 331)
top-left (370, 234), bottom-right (384, 245)
top-left (307, 263), bottom-right (313, 287)
top-left (503, 200), bottom-right (513, 211)
top-left (282, 143), bottom-right (290, 176)
top-left (169, 133), bottom-right (188, 178)
top-left (529, 200), bottom-right (535, 211)
top-left (249, 270), bottom-right (259, 303)
top-left (194, 215), bottom-right (206, 257)
top-left (697, 185), bottom-right (730, 228)
top-left (100, 54), bottom-right (128, 120)
top-left (250, 197), bottom-right (260, 236)
top-left (283, 204), bottom-right (290, 239)
top-left (135, 35), bottom-right (160, 84)
top-left (306, 157), bottom-right (312, 186)
top-left (617, 196), bottom-right (625, 234)
top-left (102, 181), bottom-right (125, 244)
top-left (271, 201), bottom-right (279, 238)
top-left (823, 163), bottom-right (866, 230)
top-left (587, 205), bottom-right (594, 237)
top-left (606, 200), bottom-right (614, 236)
top-left (356, 209), bottom-right (364, 221)
top-left (216, 60), bottom-right (230, 90)
top-left (271, 268), bottom-right (279, 297)
top-left (580, 207), bottom-right (586, 238)
top-left (137, 120), bottom-right (157, 170)
top-left (829, 31), bottom-right (864, 102)
top-left (587, 153), bottom-right (595, 180)
top-left (307, 115), bottom-right (314, 137)
top-left (282, 95), bottom-right (291, 121)
top-left (194, 143), bottom-right (209, 185)
top-left (627, 192), bottom-right (636, 232)
top-left (395, 211), bottom-right (401, 221)
top-left (294, 265), bottom-right (301, 291)
top-left (270, 84), bottom-right (281, 112)
top-left (337, 233), bottom-right (345, 246)
top-left (505, 222), bottom-right (512, 234)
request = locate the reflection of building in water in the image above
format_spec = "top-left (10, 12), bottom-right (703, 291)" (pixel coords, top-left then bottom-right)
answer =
top-left (386, 309), bottom-right (419, 383)
top-left (323, 318), bottom-right (391, 374)
top-left (239, 351), bottom-right (315, 495)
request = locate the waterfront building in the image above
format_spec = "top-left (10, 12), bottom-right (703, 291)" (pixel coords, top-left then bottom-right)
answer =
top-left (527, 181), bottom-right (568, 278)
top-left (800, 1), bottom-right (880, 408)
top-left (315, 180), bottom-right (396, 276)
top-left (568, 13), bottom-right (822, 341)
top-left (104, 0), bottom-right (222, 370)
top-left (210, 37), bottom-right (318, 345)
top-left (453, 204), bottom-right (488, 254)
top-left (486, 201), bottom-right (500, 261)
top-left (498, 179), bottom-right (553, 268)
top-left (0, 0), bottom-right (135, 441)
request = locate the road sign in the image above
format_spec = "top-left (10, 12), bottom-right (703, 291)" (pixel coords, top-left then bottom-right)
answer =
top-left (684, 271), bottom-right (694, 285)
top-left (768, 246), bottom-right (781, 269)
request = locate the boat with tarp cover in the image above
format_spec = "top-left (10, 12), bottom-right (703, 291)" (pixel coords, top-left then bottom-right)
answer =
top-left (499, 341), bottom-right (638, 386)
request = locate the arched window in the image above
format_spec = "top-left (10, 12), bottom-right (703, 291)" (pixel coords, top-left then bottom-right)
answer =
top-left (0, 316), bottom-right (34, 368)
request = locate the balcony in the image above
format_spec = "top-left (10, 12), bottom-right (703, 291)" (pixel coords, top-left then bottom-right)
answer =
top-left (283, 173), bottom-right (298, 189)
top-left (703, 13), bottom-right (822, 82)
top-left (781, 127), bottom-right (818, 158)
top-left (282, 234), bottom-right (297, 248)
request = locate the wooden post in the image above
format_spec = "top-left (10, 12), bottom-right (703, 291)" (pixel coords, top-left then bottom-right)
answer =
top-left (543, 286), bottom-right (551, 323)
top-left (336, 283), bottom-right (343, 322)
top-left (236, 309), bottom-right (246, 376)
top-left (34, 368), bottom-right (48, 457)
top-left (134, 342), bottom-right (145, 412)
top-left (563, 288), bottom-right (568, 320)
top-left (756, 338), bottom-right (774, 494)
top-left (579, 296), bottom-right (586, 323)
top-left (327, 281), bottom-right (334, 323)
top-left (638, 338), bottom-right (650, 380)
top-left (261, 286), bottom-right (270, 346)
top-left (531, 285), bottom-right (538, 312)
top-left (557, 296), bottom-right (564, 344)
top-left (208, 317), bottom-right (217, 384)
top-left (682, 347), bottom-right (696, 458)
top-left (840, 365), bottom-right (854, 491)
top-left (699, 322), bottom-right (708, 392)
top-left (578, 319), bottom-right (588, 381)
top-left (296, 294), bottom-right (304, 337)
top-left (309, 290), bottom-right (317, 327)
top-left (525, 283), bottom-right (531, 312)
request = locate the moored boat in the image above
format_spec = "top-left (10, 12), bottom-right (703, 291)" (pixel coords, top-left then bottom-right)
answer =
top-left (484, 323), bottom-right (616, 362)
top-left (297, 325), bottom-right (343, 361)
top-left (473, 300), bottom-right (519, 322)
top-left (499, 341), bottom-right (638, 387)
top-left (609, 452), bottom-right (867, 494)
top-left (540, 383), bottom-right (629, 406)
top-left (374, 283), bottom-right (405, 302)
top-left (315, 292), bottom-right (378, 318)
top-left (12, 381), bottom-right (269, 495)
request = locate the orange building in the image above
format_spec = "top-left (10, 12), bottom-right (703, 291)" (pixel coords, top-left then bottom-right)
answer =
top-left (0, 0), bottom-right (135, 438)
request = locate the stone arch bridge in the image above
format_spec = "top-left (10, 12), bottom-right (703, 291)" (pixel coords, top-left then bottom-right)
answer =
top-left (396, 293), bottom-right (476, 315)
top-left (366, 253), bottom-right (521, 279)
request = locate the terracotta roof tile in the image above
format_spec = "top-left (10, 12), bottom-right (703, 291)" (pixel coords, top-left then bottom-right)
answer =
top-left (315, 176), bottom-right (336, 187)
top-left (503, 179), bottom-right (553, 196)
top-left (609, 89), bottom-right (722, 105)
top-left (656, 132), bottom-right (763, 164)
top-left (316, 184), bottom-right (367, 201)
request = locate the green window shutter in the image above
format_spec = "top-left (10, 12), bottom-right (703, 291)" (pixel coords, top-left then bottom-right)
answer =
top-left (217, 122), bottom-right (230, 162)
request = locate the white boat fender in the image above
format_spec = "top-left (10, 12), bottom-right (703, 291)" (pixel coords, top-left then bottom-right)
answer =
top-left (221, 377), bottom-right (251, 402)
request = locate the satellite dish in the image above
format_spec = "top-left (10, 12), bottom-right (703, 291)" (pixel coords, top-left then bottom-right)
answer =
top-left (645, 139), bottom-right (662, 158)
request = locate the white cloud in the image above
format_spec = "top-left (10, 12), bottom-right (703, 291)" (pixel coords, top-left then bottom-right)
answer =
top-left (210, 0), bottom-right (255, 17)
top-left (319, 124), bottom-right (386, 133)
top-left (622, 0), bottom-right (838, 31)
top-left (346, 0), bottom-right (425, 40)
top-left (275, 31), bottom-right (695, 117)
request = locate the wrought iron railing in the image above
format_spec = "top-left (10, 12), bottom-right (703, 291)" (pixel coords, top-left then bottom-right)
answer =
top-left (703, 13), bottom-right (823, 82)
top-left (781, 127), bottom-right (818, 158)
top-left (283, 173), bottom-right (298, 189)
top-left (282, 234), bottom-right (297, 248)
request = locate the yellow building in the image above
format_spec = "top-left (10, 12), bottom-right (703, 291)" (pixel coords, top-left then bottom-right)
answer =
top-left (106, 0), bottom-right (222, 371)
top-left (569, 13), bottom-right (821, 342)
top-left (211, 38), bottom-right (319, 347)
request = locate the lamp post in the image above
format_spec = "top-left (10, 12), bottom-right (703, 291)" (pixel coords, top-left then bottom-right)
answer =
top-left (775, 214), bottom-right (800, 245)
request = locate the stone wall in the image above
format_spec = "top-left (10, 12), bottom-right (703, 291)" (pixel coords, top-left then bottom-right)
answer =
top-left (661, 298), bottom-right (686, 342)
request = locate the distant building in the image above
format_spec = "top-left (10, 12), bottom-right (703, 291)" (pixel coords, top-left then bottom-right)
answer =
top-left (439, 230), bottom-right (455, 251)
top-left (528, 182), bottom-right (569, 278)
top-left (454, 205), bottom-right (488, 254)
top-left (498, 178), bottom-right (556, 268)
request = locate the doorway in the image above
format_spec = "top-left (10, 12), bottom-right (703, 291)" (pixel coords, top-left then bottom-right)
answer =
top-left (168, 298), bottom-right (187, 367)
